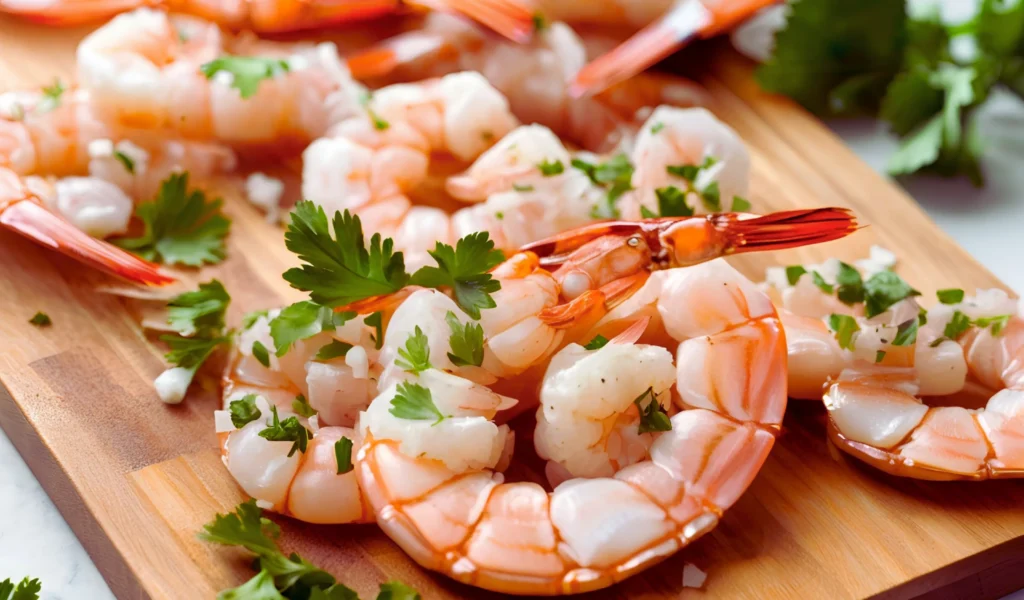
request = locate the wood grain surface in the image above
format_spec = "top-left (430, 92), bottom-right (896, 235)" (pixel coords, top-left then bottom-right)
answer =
top-left (1, 18), bottom-right (1022, 600)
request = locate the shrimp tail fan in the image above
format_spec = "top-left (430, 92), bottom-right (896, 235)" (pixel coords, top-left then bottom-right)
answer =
top-left (717, 207), bottom-right (859, 253)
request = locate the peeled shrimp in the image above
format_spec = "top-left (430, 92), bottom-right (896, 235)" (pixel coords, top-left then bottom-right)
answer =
top-left (1, 86), bottom-right (237, 199)
top-left (216, 309), bottom-right (381, 523)
top-left (75, 9), bottom-right (367, 154)
top-left (0, 0), bottom-right (535, 40)
top-left (0, 166), bottom-right (173, 284)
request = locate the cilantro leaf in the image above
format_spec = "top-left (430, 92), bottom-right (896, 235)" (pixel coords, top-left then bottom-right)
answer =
top-left (199, 56), bottom-right (290, 99)
top-left (334, 437), bottom-right (353, 474)
top-left (650, 122), bottom-right (665, 134)
top-left (198, 499), bottom-right (282, 555)
top-left (835, 262), bottom-right (865, 305)
top-left (167, 280), bottom-right (230, 336)
top-left (863, 270), bottom-right (920, 317)
top-left (408, 232), bottom-right (504, 319)
top-left (269, 300), bottom-right (354, 357)
top-left (315, 340), bottom-right (353, 361)
top-left (396, 326), bottom-right (431, 373)
top-left (666, 163), bottom-right (699, 181)
top-left (634, 388), bottom-right (672, 434)
top-left (0, 577), bottom-right (41, 600)
top-left (937, 288), bottom-right (965, 304)
top-left (229, 394), bottom-right (262, 428)
top-left (756, 0), bottom-right (907, 115)
top-left (652, 186), bottom-right (694, 217)
top-left (292, 394), bottom-right (317, 418)
top-left (828, 313), bottom-right (860, 350)
top-left (583, 334), bottom-right (609, 351)
top-left (376, 581), bottom-right (422, 600)
top-left (513, 183), bottom-right (534, 192)
top-left (975, 314), bottom-right (1012, 336)
top-left (113, 150), bottom-right (135, 174)
top-left (785, 266), bottom-right (808, 286)
top-left (537, 158), bottom-right (564, 176)
top-left (162, 334), bottom-right (231, 386)
top-left (573, 154), bottom-right (634, 219)
top-left (944, 310), bottom-right (972, 339)
top-left (28, 312), bottom-right (51, 327)
top-left (365, 311), bottom-right (384, 350)
top-left (283, 202), bottom-right (410, 307)
top-left (242, 309), bottom-right (269, 330)
top-left (811, 271), bottom-right (835, 294)
top-left (531, 11), bottom-right (547, 32)
top-left (114, 173), bottom-right (231, 266)
top-left (217, 568), bottom-right (283, 600)
top-left (892, 317), bottom-right (919, 346)
top-left (876, 350), bottom-right (887, 363)
top-left (730, 196), bottom-right (752, 212)
top-left (259, 406), bottom-right (311, 457)
top-left (251, 341), bottom-right (270, 367)
top-left (389, 381), bottom-right (446, 424)
top-left (699, 181), bottom-right (721, 211)
top-left (446, 311), bottom-right (484, 367)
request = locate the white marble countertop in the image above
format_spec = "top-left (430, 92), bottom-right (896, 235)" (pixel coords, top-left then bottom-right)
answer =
top-left (1, 84), bottom-right (1022, 600)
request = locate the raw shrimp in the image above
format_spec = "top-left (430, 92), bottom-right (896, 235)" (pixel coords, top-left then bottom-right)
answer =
top-left (346, 13), bottom-right (707, 152)
top-left (621, 105), bottom-right (750, 219)
top-left (0, 86), bottom-right (238, 199)
top-left (302, 70), bottom-right (518, 267)
top-left (75, 9), bottom-right (367, 155)
top-left (0, 0), bottom-right (535, 40)
top-left (216, 309), bottom-right (382, 523)
top-left (0, 166), bottom-right (174, 284)
top-left (569, 0), bottom-right (781, 96)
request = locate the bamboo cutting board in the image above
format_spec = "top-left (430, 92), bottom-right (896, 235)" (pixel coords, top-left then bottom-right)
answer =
top-left (1, 17), bottom-right (1022, 600)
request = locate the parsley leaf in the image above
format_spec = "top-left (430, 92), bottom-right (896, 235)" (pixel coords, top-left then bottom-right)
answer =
top-left (389, 381), bottom-right (446, 424)
top-left (699, 181), bottom-right (721, 211)
top-left (334, 437), bottom-right (353, 475)
top-left (634, 388), bottom-right (672, 434)
top-left (651, 186), bottom-right (694, 217)
top-left (377, 581), bottom-right (422, 600)
top-left (365, 311), bottom-right (384, 350)
top-left (785, 265), bottom-right (808, 286)
top-left (396, 326), bottom-right (431, 373)
top-left (113, 150), bottom-right (135, 174)
top-left (583, 334), bottom-right (609, 351)
top-left (284, 203), bottom-right (410, 307)
top-left (229, 394), bottom-right (262, 428)
top-left (28, 312), bottom-right (51, 327)
top-left (315, 340), bottom-right (353, 361)
top-left (937, 288), bottom-right (965, 304)
top-left (756, 0), bottom-right (907, 115)
top-left (892, 317), bottom-right (919, 346)
top-left (573, 154), bottom-right (634, 219)
top-left (863, 270), bottom-right (920, 317)
top-left (162, 334), bottom-right (230, 373)
top-left (666, 163), bottom-right (699, 181)
top-left (269, 300), bottom-right (354, 357)
top-left (828, 313), bottom-right (860, 350)
top-left (408, 232), bottom-right (504, 319)
top-left (258, 406), bottom-right (311, 457)
top-left (731, 196), bottom-right (752, 212)
top-left (0, 577), bottom-right (41, 600)
top-left (446, 311), bottom-right (484, 367)
top-left (811, 271), bottom-right (835, 294)
top-left (199, 56), bottom-right (290, 99)
top-left (975, 313), bottom-right (1012, 336)
top-left (167, 279), bottom-right (230, 336)
top-left (114, 172), bottom-right (231, 266)
top-left (537, 158), bottom-right (565, 176)
top-left (292, 394), bottom-right (317, 418)
top-left (252, 341), bottom-right (271, 367)
top-left (199, 499), bottom-right (281, 555)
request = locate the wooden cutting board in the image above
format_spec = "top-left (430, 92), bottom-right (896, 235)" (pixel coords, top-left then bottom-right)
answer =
top-left (1, 17), bottom-right (1022, 600)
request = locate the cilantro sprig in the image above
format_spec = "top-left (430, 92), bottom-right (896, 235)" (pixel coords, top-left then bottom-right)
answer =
top-left (389, 381), bottom-right (447, 425)
top-left (160, 280), bottom-right (232, 395)
top-left (199, 55), bottom-right (290, 99)
top-left (269, 300), bottom-right (354, 357)
top-left (828, 314), bottom-right (860, 350)
top-left (407, 233), bottom-right (505, 319)
top-left (258, 406), bottom-right (311, 457)
top-left (200, 500), bottom-right (420, 599)
top-left (446, 311), bottom-right (485, 367)
top-left (572, 153), bottom-right (635, 219)
top-left (396, 327), bottom-right (431, 373)
top-left (229, 394), bottom-right (262, 428)
top-left (114, 173), bottom-right (231, 266)
top-left (0, 577), bottom-right (41, 600)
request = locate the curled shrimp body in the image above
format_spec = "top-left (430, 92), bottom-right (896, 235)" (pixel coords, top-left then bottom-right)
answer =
top-left (216, 310), bottom-right (382, 523)
top-left (0, 0), bottom-right (535, 40)
top-left (76, 9), bottom-right (367, 155)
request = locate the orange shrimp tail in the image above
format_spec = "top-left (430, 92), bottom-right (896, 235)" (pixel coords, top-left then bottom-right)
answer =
top-left (0, 0), bottom-right (146, 26)
top-left (718, 207), bottom-right (859, 254)
top-left (0, 199), bottom-right (175, 285)
top-left (411, 0), bottom-right (535, 43)
top-left (345, 30), bottom-right (454, 80)
top-left (569, 0), bottom-right (779, 97)
top-left (608, 316), bottom-right (651, 345)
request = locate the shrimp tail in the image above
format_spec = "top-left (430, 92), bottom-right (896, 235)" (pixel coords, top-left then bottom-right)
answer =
top-left (345, 31), bottom-right (451, 80)
top-left (569, 0), bottom-right (779, 97)
top-left (0, 199), bottom-right (175, 285)
top-left (718, 207), bottom-right (859, 254)
top-left (609, 317), bottom-right (651, 345)
top-left (410, 0), bottom-right (535, 43)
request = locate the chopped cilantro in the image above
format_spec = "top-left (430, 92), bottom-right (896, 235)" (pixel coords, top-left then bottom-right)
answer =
top-left (258, 406), bottom-right (310, 456)
top-left (811, 271), bottom-right (835, 294)
top-left (537, 158), bottom-right (564, 176)
top-left (573, 154), bottom-right (634, 219)
top-left (292, 394), bottom-right (317, 418)
top-left (114, 172), bottom-right (230, 266)
top-left (937, 288), bottom-right (965, 304)
top-left (229, 394), bottom-right (262, 428)
top-left (835, 262), bottom-right (866, 305)
top-left (113, 150), bottom-right (135, 174)
top-left (28, 312), bottom-right (51, 327)
top-left (532, 11), bottom-right (547, 32)
top-left (583, 334), bottom-right (609, 350)
top-left (731, 196), bottom-right (752, 212)
top-left (863, 270), bottom-right (920, 317)
top-left (875, 350), bottom-right (887, 362)
top-left (892, 317), bottom-right (919, 346)
top-left (396, 326), bottom-right (431, 373)
top-left (315, 339), bottom-right (353, 361)
top-left (652, 185), bottom-right (695, 217)
top-left (943, 310), bottom-right (972, 339)
top-left (167, 279), bottom-right (230, 336)
top-left (269, 300), bottom-right (353, 357)
top-left (251, 340), bottom-right (270, 367)
top-left (785, 265), bottom-right (808, 286)
top-left (365, 311), bottom-right (383, 350)
top-left (241, 309), bottom-right (268, 330)
top-left (828, 313), bottom-right (860, 350)
top-left (975, 313), bottom-right (1012, 336)
top-left (407, 232), bottom-right (505, 319)
top-left (512, 183), bottom-right (534, 192)
top-left (334, 437), bottom-right (353, 474)
top-left (634, 388), bottom-right (672, 433)
top-left (650, 122), bottom-right (665, 134)
top-left (199, 55), bottom-right (290, 99)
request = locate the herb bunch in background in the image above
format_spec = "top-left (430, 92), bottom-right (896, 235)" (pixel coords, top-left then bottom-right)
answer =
top-left (757, 0), bottom-right (1024, 185)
